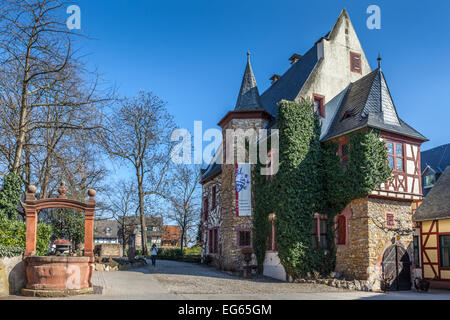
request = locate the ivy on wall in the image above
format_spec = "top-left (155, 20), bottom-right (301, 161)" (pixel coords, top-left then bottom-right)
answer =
top-left (252, 99), bottom-right (393, 278)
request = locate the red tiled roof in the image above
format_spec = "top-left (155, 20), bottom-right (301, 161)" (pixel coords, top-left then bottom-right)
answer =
top-left (162, 225), bottom-right (181, 242)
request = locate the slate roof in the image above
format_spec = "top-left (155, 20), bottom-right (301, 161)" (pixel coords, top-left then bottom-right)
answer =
top-left (321, 69), bottom-right (428, 142)
top-left (94, 220), bottom-right (119, 239)
top-left (421, 143), bottom-right (450, 175)
top-left (414, 166), bottom-right (450, 221)
top-left (235, 52), bottom-right (263, 111)
top-left (260, 44), bottom-right (319, 117)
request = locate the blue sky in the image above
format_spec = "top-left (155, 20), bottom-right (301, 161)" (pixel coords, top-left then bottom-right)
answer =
top-left (75, 0), bottom-right (449, 153)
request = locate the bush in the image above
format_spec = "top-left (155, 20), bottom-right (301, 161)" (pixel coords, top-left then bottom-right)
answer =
top-left (0, 217), bottom-right (52, 256)
top-left (157, 247), bottom-right (201, 263)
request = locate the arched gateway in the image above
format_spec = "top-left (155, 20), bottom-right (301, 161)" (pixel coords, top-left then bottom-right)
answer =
top-left (22, 182), bottom-right (97, 297)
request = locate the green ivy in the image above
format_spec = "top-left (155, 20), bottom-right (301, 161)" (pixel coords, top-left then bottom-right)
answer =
top-left (252, 99), bottom-right (393, 279)
top-left (0, 173), bottom-right (23, 220)
top-left (0, 173), bottom-right (53, 257)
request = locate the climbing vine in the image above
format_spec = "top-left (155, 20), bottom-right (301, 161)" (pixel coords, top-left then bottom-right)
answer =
top-left (0, 172), bottom-right (23, 220)
top-left (252, 99), bottom-right (393, 279)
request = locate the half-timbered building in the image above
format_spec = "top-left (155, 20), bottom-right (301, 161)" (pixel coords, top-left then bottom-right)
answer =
top-left (200, 8), bottom-right (427, 291)
top-left (414, 166), bottom-right (450, 289)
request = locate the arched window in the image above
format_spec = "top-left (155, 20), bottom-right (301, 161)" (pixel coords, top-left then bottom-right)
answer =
top-left (337, 215), bottom-right (346, 245)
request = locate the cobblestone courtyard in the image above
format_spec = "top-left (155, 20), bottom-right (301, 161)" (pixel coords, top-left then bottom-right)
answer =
top-left (4, 260), bottom-right (450, 300)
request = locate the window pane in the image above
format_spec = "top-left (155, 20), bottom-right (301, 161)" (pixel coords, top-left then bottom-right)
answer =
top-left (320, 219), bottom-right (327, 234)
top-left (396, 158), bottom-right (403, 171)
top-left (386, 142), bottom-right (394, 155)
top-left (441, 235), bottom-right (450, 247)
top-left (311, 236), bottom-right (318, 249)
top-left (320, 236), bottom-right (327, 249)
top-left (396, 144), bottom-right (403, 156)
top-left (388, 156), bottom-right (394, 169)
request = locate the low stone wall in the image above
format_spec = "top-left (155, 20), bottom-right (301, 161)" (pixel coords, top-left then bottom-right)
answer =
top-left (0, 255), bottom-right (26, 296)
top-left (296, 278), bottom-right (375, 292)
top-left (95, 243), bottom-right (122, 257)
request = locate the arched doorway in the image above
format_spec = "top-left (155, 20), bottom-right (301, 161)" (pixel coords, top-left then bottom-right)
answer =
top-left (382, 244), bottom-right (411, 291)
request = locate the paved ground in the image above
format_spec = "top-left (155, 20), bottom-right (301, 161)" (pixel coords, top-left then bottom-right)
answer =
top-left (4, 260), bottom-right (450, 300)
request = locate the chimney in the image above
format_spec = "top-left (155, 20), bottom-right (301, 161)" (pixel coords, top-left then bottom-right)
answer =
top-left (289, 53), bottom-right (302, 64)
top-left (269, 74), bottom-right (280, 84)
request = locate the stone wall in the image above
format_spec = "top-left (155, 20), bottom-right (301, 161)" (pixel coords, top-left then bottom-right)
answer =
top-left (219, 117), bottom-right (267, 271)
top-left (0, 255), bottom-right (26, 296)
top-left (335, 196), bottom-right (414, 291)
top-left (366, 197), bottom-right (414, 290)
top-left (335, 198), bottom-right (370, 279)
top-left (95, 243), bottom-right (122, 257)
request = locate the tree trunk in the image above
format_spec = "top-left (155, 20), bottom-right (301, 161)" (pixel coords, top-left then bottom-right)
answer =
top-left (137, 174), bottom-right (147, 256)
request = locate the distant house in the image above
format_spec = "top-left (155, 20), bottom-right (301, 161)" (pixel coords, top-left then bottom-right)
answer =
top-left (162, 226), bottom-right (181, 247)
top-left (118, 216), bottom-right (163, 250)
top-left (94, 220), bottom-right (119, 244)
top-left (421, 143), bottom-right (450, 196)
top-left (414, 166), bottom-right (450, 289)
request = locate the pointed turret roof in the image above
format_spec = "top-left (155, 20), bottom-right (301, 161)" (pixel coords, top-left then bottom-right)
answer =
top-left (322, 68), bottom-right (427, 142)
top-left (235, 52), bottom-right (263, 111)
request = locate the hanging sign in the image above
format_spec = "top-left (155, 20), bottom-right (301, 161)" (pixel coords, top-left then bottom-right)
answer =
top-left (235, 163), bottom-right (252, 216)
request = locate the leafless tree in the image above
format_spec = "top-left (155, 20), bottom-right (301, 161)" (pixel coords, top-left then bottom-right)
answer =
top-left (103, 180), bottom-right (138, 255)
top-left (167, 164), bottom-right (201, 254)
top-left (100, 91), bottom-right (175, 255)
top-left (0, 0), bottom-right (110, 190)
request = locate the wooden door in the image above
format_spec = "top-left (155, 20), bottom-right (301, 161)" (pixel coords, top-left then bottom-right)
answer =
top-left (382, 244), bottom-right (412, 291)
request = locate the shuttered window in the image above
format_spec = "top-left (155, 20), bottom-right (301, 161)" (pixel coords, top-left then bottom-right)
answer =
top-left (337, 215), bottom-right (346, 245)
top-left (238, 230), bottom-right (251, 247)
top-left (350, 52), bottom-right (362, 74)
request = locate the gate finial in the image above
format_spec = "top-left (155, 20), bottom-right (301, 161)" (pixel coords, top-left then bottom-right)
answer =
top-left (57, 181), bottom-right (67, 199)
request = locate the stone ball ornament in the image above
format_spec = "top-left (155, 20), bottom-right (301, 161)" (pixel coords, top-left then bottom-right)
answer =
top-left (88, 189), bottom-right (96, 197)
top-left (28, 185), bottom-right (37, 194)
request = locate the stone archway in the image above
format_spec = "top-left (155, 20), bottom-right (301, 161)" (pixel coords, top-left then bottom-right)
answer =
top-left (24, 182), bottom-right (96, 258)
top-left (21, 182), bottom-right (97, 296)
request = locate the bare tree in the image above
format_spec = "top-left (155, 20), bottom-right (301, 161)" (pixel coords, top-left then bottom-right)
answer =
top-left (0, 0), bottom-right (109, 187)
top-left (104, 180), bottom-right (138, 255)
top-left (167, 165), bottom-right (201, 254)
top-left (100, 91), bottom-right (175, 255)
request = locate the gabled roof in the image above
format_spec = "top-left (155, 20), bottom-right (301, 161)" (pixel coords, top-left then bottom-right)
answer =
top-left (260, 44), bottom-right (319, 117)
top-left (235, 52), bottom-right (263, 111)
top-left (94, 220), bottom-right (119, 239)
top-left (201, 143), bottom-right (223, 183)
top-left (321, 68), bottom-right (428, 142)
top-left (414, 166), bottom-right (450, 221)
top-left (421, 143), bottom-right (450, 174)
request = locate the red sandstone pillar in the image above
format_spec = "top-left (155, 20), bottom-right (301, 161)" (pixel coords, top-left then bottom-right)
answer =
top-left (84, 212), bottom-right (94, 257)
top-left (84, 189), bottom-right (96, 258)
top-left (24, 186), bottom-right (38, 257)
top-left (24, 209), bottom-right (37, 256)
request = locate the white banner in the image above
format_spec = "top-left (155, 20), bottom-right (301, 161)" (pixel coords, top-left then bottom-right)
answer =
top-left (235, 163), bottom-right (252, 216)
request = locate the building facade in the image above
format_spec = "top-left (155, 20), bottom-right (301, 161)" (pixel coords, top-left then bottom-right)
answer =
top-left (414, 166), bottom-right (450, 289)
top-left (200, 9), bottom-right (427, 291)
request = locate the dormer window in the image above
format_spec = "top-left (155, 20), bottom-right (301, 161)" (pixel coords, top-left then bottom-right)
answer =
top-left (341, 111), bottom-right (353, 121)
top-left (424, 174), bottom-right (435, 188)
top-left (105, 227), bottom-right (112, 236)
top-left (313, 94), bottom-right (325, 118)
top-left (350, 52), bottom-right (362, 74)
